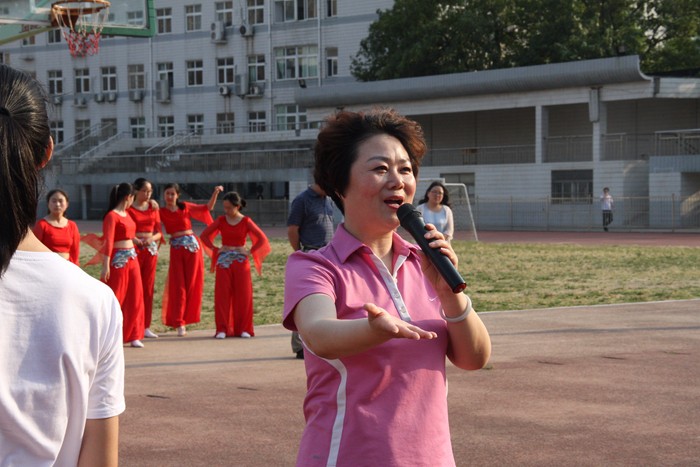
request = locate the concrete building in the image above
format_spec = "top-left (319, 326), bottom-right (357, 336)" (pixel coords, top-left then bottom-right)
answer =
top-left (2, 1), bottom-right (699, 229)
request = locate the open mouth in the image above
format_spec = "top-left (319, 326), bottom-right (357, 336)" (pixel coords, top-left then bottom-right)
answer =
top-left (385, 197), bottom-right (403, 208)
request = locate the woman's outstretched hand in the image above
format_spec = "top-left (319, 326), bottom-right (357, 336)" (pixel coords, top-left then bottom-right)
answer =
top-left (364, 303), bottom-right (437, 340)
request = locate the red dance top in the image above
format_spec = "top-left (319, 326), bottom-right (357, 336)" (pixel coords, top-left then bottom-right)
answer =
top-left (159, 202), bottom-right (214, 235)
top-left (128, 204), bottom-right (162, 233)
top-left (200, 215), bottom-right (271, 275)
top-left (33, 218), bottom-right (80, 265)
top-left (82, 211), bottom-right (136, 265)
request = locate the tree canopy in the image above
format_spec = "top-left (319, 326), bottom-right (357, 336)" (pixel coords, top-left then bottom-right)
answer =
top-left (350, 0), bottom-right (700, 81)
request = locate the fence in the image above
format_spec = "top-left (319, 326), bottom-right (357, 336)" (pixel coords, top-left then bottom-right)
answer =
top-left (471, 195), bottom-right (700, 231)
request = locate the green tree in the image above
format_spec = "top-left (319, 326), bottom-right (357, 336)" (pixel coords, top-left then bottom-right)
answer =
top-left (350, 0), bottom-right (700, 81)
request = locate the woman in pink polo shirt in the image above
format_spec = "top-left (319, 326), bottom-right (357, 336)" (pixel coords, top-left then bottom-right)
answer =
top-left (283, 108), bottom-right (491, 466)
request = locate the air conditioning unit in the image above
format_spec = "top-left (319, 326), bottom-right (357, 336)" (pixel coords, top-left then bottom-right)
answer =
top-left (248, 83), bottom-right (265, 97)
top-left (52, 95), bottom-right (63, 105)
top-left (94, 93), bottom-right (105, 103)
top-left (106, 92), bottom-right (118, 102)
top-left (218, 85), bottom-right (231, 97)
top-left (74, 96), bottom-right (87, 107)
top-left (129, 90), bottom-right (144, 102)
top-left (234, 74), bottom-right (248, 97)
top-left (211, 21), bottom-right (227, 43)
top-left (239, 22), bottom-right (254, 37)
top-left (155, 79), bottom-right (170, 103)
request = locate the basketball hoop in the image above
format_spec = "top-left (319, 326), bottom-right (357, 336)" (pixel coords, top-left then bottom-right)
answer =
top-left (51, 0), bottom-right (110, 57)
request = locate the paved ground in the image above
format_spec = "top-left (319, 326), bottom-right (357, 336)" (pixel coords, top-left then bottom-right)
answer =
top-left (77, 222), bottom-right (697, 465)
top-left (120, 299), bottom-right (700, 466)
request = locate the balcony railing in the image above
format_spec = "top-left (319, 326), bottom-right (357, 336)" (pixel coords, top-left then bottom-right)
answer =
top-left (655, 129), bottom-right (700, 156)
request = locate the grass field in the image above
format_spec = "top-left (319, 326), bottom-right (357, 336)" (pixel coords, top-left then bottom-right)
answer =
top-left (79, 238), bottom-right (700, 334)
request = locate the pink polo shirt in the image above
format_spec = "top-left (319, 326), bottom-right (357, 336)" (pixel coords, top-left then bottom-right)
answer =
top-left (284, 224), bottom-right (455, 467)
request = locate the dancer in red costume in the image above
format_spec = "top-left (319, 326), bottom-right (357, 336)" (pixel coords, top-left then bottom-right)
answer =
top-left (201, 192), bottom-right (271, 339)
top-left (128, 178), bottom-right (162, 339)
top-left (159, 183), bottom-right (223, 336)
top-left (33, 189), bottom-right (80, 265)
top-left (83, 183), bottom-right (146, 348)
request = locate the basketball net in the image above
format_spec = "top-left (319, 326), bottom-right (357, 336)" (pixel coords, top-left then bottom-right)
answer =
top-left (51, 1), bottom-right (110, 57)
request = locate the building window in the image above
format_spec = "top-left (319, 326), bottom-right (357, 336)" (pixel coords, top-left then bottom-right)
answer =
top-left (157, 8), bottom-right (172, 34)
top-left (326, 47), bottom-right (338, 77)
top-left (158, 116), bottom-right (175, 137)
top-left (217, 57), bottom-right (235, 85)
top-left (50, 121), bottom-right (64, 144)
top-left (101, 118), bottom-right (117, 138)
top-left (215, 1), bottom-right (234, 27)
top-left (75, 119), bottom-right (91, 139)
top-left (74, 68), bottom-right (90, 93)
top-left (275, 104), bottom-right (307, 131)
top-left (217, 113), bottom-right (235, 134)
top-left (185, 4), bottom-right (202, 31)
top-left (127, 10), bottom-right (144, 25)
top-left (0, 52), bottom-right (7, 64)
top-left (101, 66), bottom-right (117, 92)
top-left (128, 64), bottom-right (145, 90)
top-left (443, 173), bottom-right (475, 201)
top-left (47, 29), bottom-right (61, 43)
top-left (186, 60), bottom-right (203, 87)
top-left (274, 0), bottom-right (316, 22)
top-left (326, 0), bottom-right (337, 17)
top-left (131, 117), bottom-right (147, 139)
top-left (47, 70), bottom-right (63, 95)
top-left (247, 0), bottom-right (264, 24)
top-left (247, 54), bottom-right (266, 82)
top-left (157, 62), bottom-right (174, 87)
top-left (275, 46), bottom-right (317, 80)
top-left (187, 114), bottom-right (204, 135)
top-left (22, 35), bottom-right (35, 46)
top-left (551, 170), bottom-right (593, 204)
top-left (248, 111), bottom-right (266, 133)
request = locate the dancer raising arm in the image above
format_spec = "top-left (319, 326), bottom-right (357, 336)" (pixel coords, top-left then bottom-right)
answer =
top-left (0, 63), bottom-right (124, 466)
top-left (33, 188), bottom-right (81, 264)
top-left (201, 191), bottom-right (271, 339)
top-left (159, 183), bottom-right (223, 336)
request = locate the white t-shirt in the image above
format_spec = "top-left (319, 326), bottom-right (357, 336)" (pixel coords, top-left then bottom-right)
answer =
top-left (0, 250), bottom-right (125, 466)
top-left (417, 203), bottom-right (455, 239)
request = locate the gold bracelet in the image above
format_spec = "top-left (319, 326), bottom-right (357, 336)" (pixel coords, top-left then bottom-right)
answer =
top-left (439, 295), bottom-right (473, 323)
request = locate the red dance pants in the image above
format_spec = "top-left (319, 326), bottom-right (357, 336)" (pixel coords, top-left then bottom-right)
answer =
top-left (107, 256), bottom-right (145, 343)
top-left (215, 258), bottom-right (254, 337)
top-left (162, 245), bottom-right (203, 328)
top-left (136, 247), bottom-right (158, 329)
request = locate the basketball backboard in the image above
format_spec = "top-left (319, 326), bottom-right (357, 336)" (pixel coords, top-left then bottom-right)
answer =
top-left (0, 0), bottom-right (155, 46)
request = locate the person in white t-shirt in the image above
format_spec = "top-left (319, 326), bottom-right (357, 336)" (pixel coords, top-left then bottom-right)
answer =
top-left (600, 187), bottom-right (614, 231)
top-left (0, 63), bottom-right (125, 466)
top-left (417, 181), bottom-right (455, 242)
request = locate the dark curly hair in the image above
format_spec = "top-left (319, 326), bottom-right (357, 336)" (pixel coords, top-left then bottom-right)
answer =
top-left (313, 108), bottom-right (427, 214)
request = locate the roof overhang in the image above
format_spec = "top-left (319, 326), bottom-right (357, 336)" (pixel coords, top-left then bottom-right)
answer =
top-left (296, 55), bottom-right (652, 108)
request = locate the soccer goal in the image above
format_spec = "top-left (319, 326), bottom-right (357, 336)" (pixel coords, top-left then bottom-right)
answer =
top-left (416, 180), bottom-right (478, 242)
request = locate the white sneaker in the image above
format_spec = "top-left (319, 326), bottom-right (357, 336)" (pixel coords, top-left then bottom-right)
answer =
top-left (177, 326), bottom-right (187, 337)
top-left (144, 328), bottom-right (159, 338)
top-left (240, 331), bottom-right (251, 338)
top-left (130, 340), bottom-right (144, 348)
top-left (215, 332), bottom-right (226, 339)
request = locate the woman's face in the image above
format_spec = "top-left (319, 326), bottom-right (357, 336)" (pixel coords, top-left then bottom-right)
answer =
top-left (222, 200), bottom-right (239, 217)
top-left (341, 133), bottom-right (416, 235)
top-left (136, 182), bottom-right (153, 203)
top-left (427, 185), bottom-right (445, 206)
top-left (48, 192), bottom-right (68, 216)
top-left (164, 187), bottom-right (179, 207)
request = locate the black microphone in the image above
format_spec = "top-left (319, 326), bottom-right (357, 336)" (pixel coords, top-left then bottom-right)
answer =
top-left (397, 203), bottom-right (466, 294)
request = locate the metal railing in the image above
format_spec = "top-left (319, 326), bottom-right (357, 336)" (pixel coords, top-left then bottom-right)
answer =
top-left (655, 129), bottom-right (700, 156)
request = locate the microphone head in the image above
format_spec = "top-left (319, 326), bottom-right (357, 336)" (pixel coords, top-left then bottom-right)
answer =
top-left (397, 203), bottom-right (421, 228)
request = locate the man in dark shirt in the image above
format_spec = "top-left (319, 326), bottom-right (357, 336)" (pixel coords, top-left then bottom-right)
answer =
top-left (287, 183), bottom-right (335, 358)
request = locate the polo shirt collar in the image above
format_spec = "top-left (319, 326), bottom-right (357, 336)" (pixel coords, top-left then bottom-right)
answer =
top-left (331, 223), bottom-right (421, 264)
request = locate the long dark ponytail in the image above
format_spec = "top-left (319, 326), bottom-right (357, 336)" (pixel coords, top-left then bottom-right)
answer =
top-left (0, 64), bottom-right (51, 276)
top-left (105, 183), bottom-right (134, 218)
